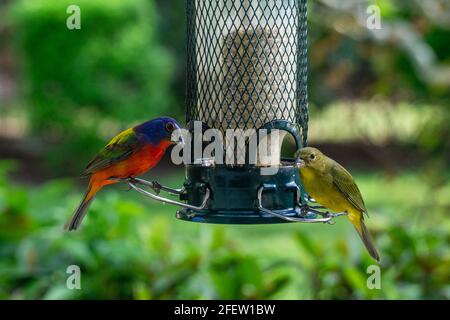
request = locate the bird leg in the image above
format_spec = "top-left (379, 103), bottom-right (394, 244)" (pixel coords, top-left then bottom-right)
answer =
top-left (308, 205), bottom-right (326, 210)
top-left (327, 211), bottom-right (348, 218)
top-left (125, 177), bottom-right (139, 192)
top-left (121, 177), bottom-right (181, 196)
top-left (109, 177), bottom-right (135, 191)
top-left (126, 177), bottom-right (161, 195)
top-left (300, 204), bottom-right (311, 216)
top-left (299, 204), bottom-right (347, 225)
top-left (150, 181), bottom-right (162, 195)
top-left (324, 211), bottom-right (348, 225)
top-left (314, 210), bottom-right (335, 219)
top-left (300, 205), bottom-right (328, 217)
top-left (148, 181), bottom-right (185, 195)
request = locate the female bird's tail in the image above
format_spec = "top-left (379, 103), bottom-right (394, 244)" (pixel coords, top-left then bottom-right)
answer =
top-left (348, 211), bottom-right (380, 262)
top-left (65, 183), bottom-right (101, 231)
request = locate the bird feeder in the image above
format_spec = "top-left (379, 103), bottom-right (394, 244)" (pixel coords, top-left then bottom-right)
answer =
top-left (122, 0), bottom-right (345, 224)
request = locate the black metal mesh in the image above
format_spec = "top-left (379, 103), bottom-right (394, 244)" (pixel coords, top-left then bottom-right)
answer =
top-left (186, 0), bottom-right (308, 146)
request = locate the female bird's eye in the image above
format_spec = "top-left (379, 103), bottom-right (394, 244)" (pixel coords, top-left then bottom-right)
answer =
top-left (310, 154), bottom-right (315, 160)
top-left (165, 122), bottom-right (175, 132)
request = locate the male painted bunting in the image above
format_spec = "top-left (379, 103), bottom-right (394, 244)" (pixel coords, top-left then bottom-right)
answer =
top-left (65, 117), bottom-right (182, 231)
top-left (295, 147), bottom-right (380, 262)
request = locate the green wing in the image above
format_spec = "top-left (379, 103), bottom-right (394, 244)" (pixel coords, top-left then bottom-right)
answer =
top-left (330, 161), bottom-right (367, 214)
top-left (82, 128), bottom-right (143, 176)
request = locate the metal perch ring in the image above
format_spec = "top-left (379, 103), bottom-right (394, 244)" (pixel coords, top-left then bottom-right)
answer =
top-left (257, 186), bottom-right (347, 224)
top-left (113, 177), bottom-right (210, 211)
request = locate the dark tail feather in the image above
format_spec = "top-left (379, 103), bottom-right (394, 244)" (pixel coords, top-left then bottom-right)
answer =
top-left (355, 219), bottom-right (380, 262)
top-left (65, 187), bottom-right (96, 231)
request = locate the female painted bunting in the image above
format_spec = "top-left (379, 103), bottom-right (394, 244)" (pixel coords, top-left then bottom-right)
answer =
top-left (65, 117), bottom-right (182, 231)
top-left (295, 147), bottom-right (380, 262)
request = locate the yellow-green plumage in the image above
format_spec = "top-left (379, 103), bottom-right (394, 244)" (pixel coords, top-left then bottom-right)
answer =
top-left (295, 147), bottom-right (380, 262)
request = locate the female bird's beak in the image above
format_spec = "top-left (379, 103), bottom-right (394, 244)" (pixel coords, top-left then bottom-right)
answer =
top-left (295, 158), bottom-right (305, 168)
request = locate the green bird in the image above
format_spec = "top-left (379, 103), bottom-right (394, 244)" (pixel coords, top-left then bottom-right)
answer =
top-left (295, 147), bottom-right (380, 262)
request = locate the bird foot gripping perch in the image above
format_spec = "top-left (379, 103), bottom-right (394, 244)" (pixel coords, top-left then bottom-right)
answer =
top-left (305, 207), bottom-right (348, 225)
top-left (301, 195), bottom-right (348, 224)
top-left (113, 177), bottom-right (210, 211)
top-left (257, 185), bottom-right (347, 224)
top-left (115, 177), bottom-right (346, 225)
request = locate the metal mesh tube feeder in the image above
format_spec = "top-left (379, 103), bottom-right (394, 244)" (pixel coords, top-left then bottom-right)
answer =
top-left (179, 0), bottom-right (332, 224)
top-left (122, 0), bottom-right (346, 224)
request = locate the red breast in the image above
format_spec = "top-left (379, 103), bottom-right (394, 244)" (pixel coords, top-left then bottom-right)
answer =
top-left (92, 141), bottom-right (173, 184)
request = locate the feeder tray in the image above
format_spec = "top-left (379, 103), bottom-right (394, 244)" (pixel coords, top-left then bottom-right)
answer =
top-left (115, 177), bottom-right (347, 224)
top-left (118, 0), bottom-right (347, 224)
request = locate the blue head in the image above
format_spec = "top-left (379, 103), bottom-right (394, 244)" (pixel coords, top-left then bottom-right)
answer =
top-left (134, 117), bottom-right (183, 146)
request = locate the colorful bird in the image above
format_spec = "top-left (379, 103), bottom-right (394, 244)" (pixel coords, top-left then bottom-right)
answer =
top-left (65, 117), bottom-right (183, 231)
top-left (295, 147), bottom-right (380, 262)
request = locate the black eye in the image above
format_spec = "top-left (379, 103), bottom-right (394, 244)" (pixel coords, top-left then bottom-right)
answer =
top-left (310, 154), bottom-right (315, 160)
top-left (165, 122), bottom-right (175, 132)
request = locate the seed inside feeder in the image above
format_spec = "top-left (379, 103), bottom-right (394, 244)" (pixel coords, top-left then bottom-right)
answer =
top-left (218, 25), bottom-right (296, 165)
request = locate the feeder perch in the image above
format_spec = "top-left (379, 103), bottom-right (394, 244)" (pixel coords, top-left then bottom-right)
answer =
top-left (121, 0), bottom-right (347, 224)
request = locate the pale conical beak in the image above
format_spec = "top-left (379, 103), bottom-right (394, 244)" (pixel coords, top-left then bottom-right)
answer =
top-left (295, 158), bottom-right (305, 168)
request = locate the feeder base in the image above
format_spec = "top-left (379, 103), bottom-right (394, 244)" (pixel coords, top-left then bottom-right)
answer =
top-left (176, 207), bottom-right (320, 224)
top-left (176, 164), bottom-right (311, 224)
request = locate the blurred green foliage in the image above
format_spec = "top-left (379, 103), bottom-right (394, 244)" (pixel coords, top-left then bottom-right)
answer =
top-left (308, 0), bottom-right (450, 106)
top-left (3, 0), bottom-right (449, 174)
top-left (0, 162), bottom-right (291, 299)
top-left (153, 0), bottom-right (450, 108)
top-left (0, 163), bottom-right (448, 299)
top-left (1, 0), bottom-right (449, 301)
top-left (10, 0), bottom-right (174, 172)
